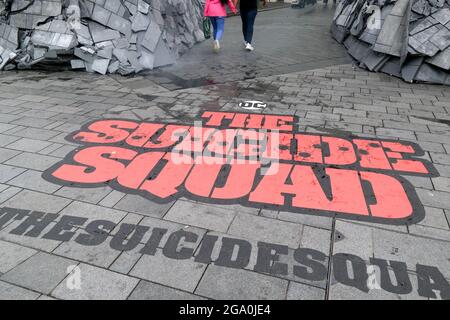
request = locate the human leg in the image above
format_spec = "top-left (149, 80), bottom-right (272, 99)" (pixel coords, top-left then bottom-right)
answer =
top-left (241, 11), bottom-right (248, 43)
top-left (214, 17), bottom-right (225, 41)
top-left (210, 17), bottom-right (218, 40)
top-left (245, 9), bottom-right (258, 44)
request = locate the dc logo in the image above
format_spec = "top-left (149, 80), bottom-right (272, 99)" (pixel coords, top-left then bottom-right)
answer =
top-left (239, 100), bottom-right (267, 110)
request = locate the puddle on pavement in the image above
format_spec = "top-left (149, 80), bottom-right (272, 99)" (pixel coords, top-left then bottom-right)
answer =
top-left (199, 99), bottom-right (222, 111)
top-left (196, 81), bottom-right (281, 112)
top-left (136, 94), bottom-right (157, 102)
top-left (312, 126), bottom-right (358, 139)
top-left (141, 69), bottom-right (217, 90)
top-left (413, 116), bottom-right (450, 126)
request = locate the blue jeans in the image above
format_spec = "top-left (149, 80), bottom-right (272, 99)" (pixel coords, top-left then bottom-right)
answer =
top-left (210, 17), bottom-right (225, 41)
top-left (241, 9), bottom-right (257, 44)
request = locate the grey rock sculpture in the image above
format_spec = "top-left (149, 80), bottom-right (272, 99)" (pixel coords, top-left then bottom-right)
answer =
top-left (331, 0), bottom-right (450, 84)
top-left (0, 0), bottom-right (205, 74)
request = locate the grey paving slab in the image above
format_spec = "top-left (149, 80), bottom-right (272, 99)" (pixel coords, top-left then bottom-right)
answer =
top-left (128, 280), bottom-right (206, 300)
top-left (333, 220), bottom-right (374, 261)
top-left (373, 228), bottom-right (450, 279)
top-left (434, 164), bottom-right (450, 178)
top-left (49, 145), bottom-right (78, 158)
top-left (55, 186), bottom-right (113, 204)
top-left (0, 186), bottom-right (23, 208)
top-left (0, 123), bottom-right (17, 134)
top-left (53, 235), bottom-right (121, 268)
top-left (8, 170), bottom-right (61, 194)
top-left (164, 200), bottom-right (236, 233)
top-left (417, 207), bottom-right (449, 230)
top-left (59, 201), bottom-right (127, 224)
top-left (11, 118), bottom-right (57, 131)
top-left (108, 250), bottom-right (143, 275)
top-left (432, 177), bottom-right (450, 193)
top-left (4, 152), bottom-right (60, 171)
top-left (0, 114), bottom-right (22, 123)
top-left (300, 226), bottom-right (332, 254)
top-left (0, 221), bottom-right (62, 252)
top-left (196, 265), bottom-right (288, 300)
top-left (0, 280), bottom-right (40, 300)
top-left (2, 190), bottom-right (71, 213)
top-left (0, 184), bottom-right (9, 193)
top-left (416, 188), bottom-right (450, 210)
top-left (110, 213), bottom-right (144, 235)
top-left (0, 164), bottom-right (26, 183)
top-left (99, 190), bottom-right (126, 208)
top-left (228, 213), bottom-right (303, 248)
top-left (114, 194), bottom-right (174, 218)
top-left (278, 211), bottom-right (333, 230)
top-left (6, 138), bottom-right (53, 153)
top-left (404, 176), bottom-right (433, 190)
top-left (286, 282), bottom-right (325, 300)
top-left (1, 252), bottom-right (76, 295)
top-left (408, 224), bottom-right (450, 241)
top-left (130, 250), bottom-right (207, 292)
top-left (260, 209), bottom-right (278, 219)
top-left (328, 271), bottom-right (427, 300)
top-left (0, 240), bottom-right (37, 273)
top-left (204, 201), bottom-right (260, 216)
top-left (37, 295), bottom-right (57, 300)
top-left (431, 153), bottom-right (450, 166)
top-left (52, 263), bottom-right (139, 300)
top-left (137, 216), bottom-right (206, 249)
top-left (0, 134), bottom-right (20, 147)
top-left (0, 148), bottom-right (21, 163)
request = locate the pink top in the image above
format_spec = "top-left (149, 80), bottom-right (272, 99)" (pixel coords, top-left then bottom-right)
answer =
top-left (204, 0), bottom-right (237, 17)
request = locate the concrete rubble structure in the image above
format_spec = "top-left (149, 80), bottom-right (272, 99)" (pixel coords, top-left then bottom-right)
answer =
top-left (331, 0), bottom-right (450, 84)
top-left (0, 0), bottom-right (205, 74)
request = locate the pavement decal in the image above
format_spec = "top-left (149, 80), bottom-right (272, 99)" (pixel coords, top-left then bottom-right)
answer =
top-left (42, 111), bottom-right (438, 225)
top-left (239, 100), bottom-right (268, 110)
top-left (0, 207), bottom-right (449, 299)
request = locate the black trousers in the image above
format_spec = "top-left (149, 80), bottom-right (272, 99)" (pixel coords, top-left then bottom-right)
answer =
top-left (241, 9), bottom-right (258, 44)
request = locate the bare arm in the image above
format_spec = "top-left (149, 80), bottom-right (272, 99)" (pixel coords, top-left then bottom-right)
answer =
top-left (228, 0), bottom-right (237, 13)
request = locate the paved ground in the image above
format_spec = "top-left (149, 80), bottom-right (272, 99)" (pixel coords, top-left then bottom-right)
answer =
top-left (0, 5), bottom-right (449, 300)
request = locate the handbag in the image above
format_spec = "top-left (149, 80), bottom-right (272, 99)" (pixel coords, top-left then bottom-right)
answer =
top-left (203, 17), bottom-right (212, 39)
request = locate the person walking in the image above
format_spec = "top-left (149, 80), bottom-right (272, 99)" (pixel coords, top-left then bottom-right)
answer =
top-left (239, 0), bottom-right (266, 51)
top-left (204, 0), bottom-right (237, 53)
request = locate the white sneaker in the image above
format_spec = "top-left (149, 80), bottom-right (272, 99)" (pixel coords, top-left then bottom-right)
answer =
top-left (245, 43), bottom-right (254, 51)
top-left (213, 40), bottom-right (220, 53)
top-left (243, 40), bottom-right (248, 47)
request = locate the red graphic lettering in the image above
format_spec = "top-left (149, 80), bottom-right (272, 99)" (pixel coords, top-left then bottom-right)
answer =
top-left (52, 146), bottom-right (136, 184)
top-left (44, 111), bottom-right (437, 225)
top-left (354, 139), bottom-right (392, 170)
top-left (250, 165), bottom-right (368, 215)
top-left (360, 171), bottom-right (413, 219)
top-left (143, 124), bottom-right (190, 149)
top-left (293, 134), bottom-right (322, 163)
top-left (140, 153), bottom-right (193, 199)
top-left (323, 137), bottom-right (357, 165)
top-left (74, 120), bottom-right (137, 144)
top-left (381, 141), bottom-right (429, 174)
